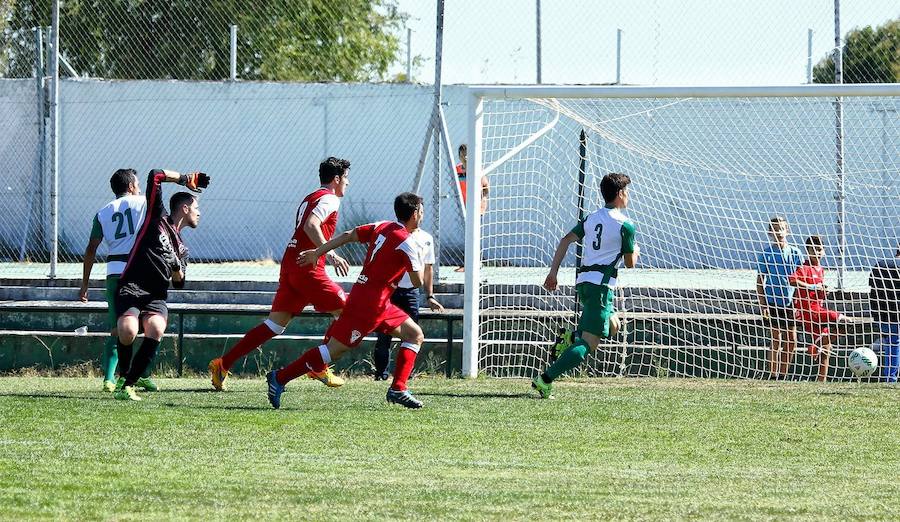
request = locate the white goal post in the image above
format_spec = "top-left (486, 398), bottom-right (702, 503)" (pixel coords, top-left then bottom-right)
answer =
top-left (463, 83), bottom-right (900, 380)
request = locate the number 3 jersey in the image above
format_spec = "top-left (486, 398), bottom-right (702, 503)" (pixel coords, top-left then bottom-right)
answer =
top-left (91, 195), bottom-right (147, 276)
top-left (571, 206), bottom-right (636, 288)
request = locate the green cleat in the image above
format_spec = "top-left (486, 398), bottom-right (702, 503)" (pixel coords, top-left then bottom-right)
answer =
top-left (114, 385), bottom-right (142, 401)
top-left (135, 377), bottom-right (158, 392)
top-left (531, 374), bottom-right (555, 400)
top-left (550, 329), bottom-right (575, 362)
top-left (102, 380), bottom-right (116, 392)
top-left (114, 377), bottom-right (125, 391)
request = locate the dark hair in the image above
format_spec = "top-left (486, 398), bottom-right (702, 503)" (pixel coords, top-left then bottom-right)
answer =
top-left (600, 172), bottom-right (631, 203)
top-left (769, 216), bottom-right (787, 231)
top-left (319, 157), bottom-right (351, 185)
top-left (458, 143), bottom-right (467, 155)
top-left (169, 192), bottom-right (196, 214)
top-left (394, 192), bottom-right (423, 222)
top-left (805, 235), bottom-right (824, 248)
top-left (110, 168), bottom-right (137, 197)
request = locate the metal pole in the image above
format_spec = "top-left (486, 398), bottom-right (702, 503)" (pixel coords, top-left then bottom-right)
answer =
top-left (574, 130), bottom-right (587, 318)
top-left (431, 0), bottom-right (445, 281)
top-left (230, 24), bottom-right (237, 80)
top-left (806, 28), bottom-right (813, 83)
top-left (48, 0), bottom-right (60, 279)
top-left (536, 0), bottom-right (542, 84)
top-left (406, 27), bottom-right (412, 82)
top-left (616, 29), bottom-right (622, 84)
top-left (834, 0), bottom-right (845, 289)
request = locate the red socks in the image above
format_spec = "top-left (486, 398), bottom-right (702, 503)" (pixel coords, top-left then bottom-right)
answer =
top-left (222, 321), bottom-right (280, 370)
top-left (277, 345), bottom-right (328, 384)
top-left (390, 343), bottom-right (420, 391)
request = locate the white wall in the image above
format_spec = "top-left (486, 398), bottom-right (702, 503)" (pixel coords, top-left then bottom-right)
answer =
top-left (0, 80), bottom-right (41, 260)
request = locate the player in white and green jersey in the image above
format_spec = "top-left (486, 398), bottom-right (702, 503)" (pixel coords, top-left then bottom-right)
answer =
top-left (79, 169), bottom-right (154, 392)
top-left (532, 173), bottom-right (639, 399)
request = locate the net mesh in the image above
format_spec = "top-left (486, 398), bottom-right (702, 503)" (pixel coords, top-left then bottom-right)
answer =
top-left (475, 93), bottom-right (900, 380)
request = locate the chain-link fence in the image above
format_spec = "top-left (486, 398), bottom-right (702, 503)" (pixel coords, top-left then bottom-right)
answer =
top-left (0, 1), bottom-right (897, 281)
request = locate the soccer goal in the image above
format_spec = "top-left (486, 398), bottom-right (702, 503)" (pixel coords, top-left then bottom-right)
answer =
top-left (462, 84), bottom-right (900, 380)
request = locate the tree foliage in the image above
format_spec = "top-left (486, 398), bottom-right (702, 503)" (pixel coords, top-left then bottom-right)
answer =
top-left (813, 17), bottom-right (900, 83)
top-left (2, 0), bottom-right (408, 81)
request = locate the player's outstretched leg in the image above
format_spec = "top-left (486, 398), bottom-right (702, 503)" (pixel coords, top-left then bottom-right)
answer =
top-left (267, 343), bottom-right (336, 409)
top-left (532, 335), bottom-right (593, 399)
top-left (212, 318), bottom-right (286, 391)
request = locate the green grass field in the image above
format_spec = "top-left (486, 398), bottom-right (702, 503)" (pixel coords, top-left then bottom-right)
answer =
top-left (0, 377), bottom-right (897, 520)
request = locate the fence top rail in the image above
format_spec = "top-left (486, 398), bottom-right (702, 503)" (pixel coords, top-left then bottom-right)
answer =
top-left (468, 83), bottom-right (900, 100)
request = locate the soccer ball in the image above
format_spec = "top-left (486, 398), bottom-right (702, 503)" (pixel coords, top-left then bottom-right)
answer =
top-left (847, 347), bottom-right (878, 378)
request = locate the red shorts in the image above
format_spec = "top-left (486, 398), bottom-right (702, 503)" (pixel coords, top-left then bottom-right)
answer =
top-left (325, 302), bottom-right (410, 348)
top-left (271, 268), bottom-right (346, 314)
top-left (795, 306), bottom-right (841, 336)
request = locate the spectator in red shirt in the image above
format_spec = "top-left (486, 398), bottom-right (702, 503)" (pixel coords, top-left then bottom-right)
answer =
top-left (788, 235), bottom-right (850, 381)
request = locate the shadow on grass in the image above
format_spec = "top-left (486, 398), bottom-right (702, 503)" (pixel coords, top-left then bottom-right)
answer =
top-left (0, 392), bottom-right (107, 401)
top-left (0, 392), bottom-right (278, 411)
top-left (416, 391), bottom-right (533, 399)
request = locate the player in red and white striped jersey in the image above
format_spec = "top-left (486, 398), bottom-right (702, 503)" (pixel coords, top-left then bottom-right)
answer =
top-left (266, 193), bottom-right (428, 409)
top-left (209, 158), bottom-right (352, 390)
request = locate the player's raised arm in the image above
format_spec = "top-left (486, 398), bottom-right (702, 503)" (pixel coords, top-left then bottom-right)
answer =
top-left (544, 231), bottom-right (579, 292)
top-left (297, 228), bottom-right (359, 266)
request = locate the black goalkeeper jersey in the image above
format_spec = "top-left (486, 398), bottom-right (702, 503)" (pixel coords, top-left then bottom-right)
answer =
top-left (118, 169), bottom-right (188, 300)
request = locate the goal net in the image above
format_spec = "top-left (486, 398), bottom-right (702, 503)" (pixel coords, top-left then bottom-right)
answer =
top-left (462, 85), bottom-right (900, 381)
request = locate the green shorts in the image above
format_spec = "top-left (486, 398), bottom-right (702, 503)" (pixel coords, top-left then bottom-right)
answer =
top-left (576, 282), bottom-right (615, 338)
top-left (106, 275), bottom-right (120, 330)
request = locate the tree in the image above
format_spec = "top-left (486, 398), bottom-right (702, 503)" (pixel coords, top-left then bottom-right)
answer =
top-left (813, 17), bottom-right (900, 84)
top-left (2, 0), bottom-right (409, 81)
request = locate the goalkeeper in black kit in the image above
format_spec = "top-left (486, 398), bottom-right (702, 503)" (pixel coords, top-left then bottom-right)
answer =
top-left (113, 169), bottom-right (210, 401)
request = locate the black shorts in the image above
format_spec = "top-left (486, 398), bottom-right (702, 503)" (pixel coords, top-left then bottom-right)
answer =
top-left (767, 304), bottom-right (795, 330)
top-left (115, 282), bottom-right (169, 320)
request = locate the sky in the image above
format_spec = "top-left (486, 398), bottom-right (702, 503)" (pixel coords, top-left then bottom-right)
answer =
top-left (391, 0), bottom-right (899, 86)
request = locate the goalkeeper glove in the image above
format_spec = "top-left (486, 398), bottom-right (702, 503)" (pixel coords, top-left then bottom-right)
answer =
top-left (179, 172), bottom-right (210, 193)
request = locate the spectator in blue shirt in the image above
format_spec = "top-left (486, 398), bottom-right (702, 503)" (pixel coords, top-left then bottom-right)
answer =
top-left (756, 216), bottom-right (804, 380)
top-left (869, 243), bottom-right (900, 383)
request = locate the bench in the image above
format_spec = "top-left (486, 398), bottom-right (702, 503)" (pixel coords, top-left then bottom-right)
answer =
top-left (0, 300), bottom-right (463, 377)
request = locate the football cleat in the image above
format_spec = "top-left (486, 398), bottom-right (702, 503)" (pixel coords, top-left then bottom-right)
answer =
top-left (266, 370), bottom-right (285, 409)
top-left (114, 386), bottom-right (142, 401)
top-left (386, 388), bottom-right (423, 409)
top-left (102, 380), bottom-right (117, 392)
top-left (209, 358), bottom-right (229, 391)
top-left (550, 329), bottom-right (575, 362)
top-left (531, 374), bottom-right (555, 400)
top-left (114, 377), bottom-right (125, 391)
top-left (308, 366), bottom-right (344, 387)
top-left (135, 377), bottom-right (158, 392)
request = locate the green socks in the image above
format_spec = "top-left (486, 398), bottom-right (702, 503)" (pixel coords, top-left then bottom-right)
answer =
top-left (544, 338), bottom-right (589, 382)
top-left (101, 336), bottom-right (118, 382)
